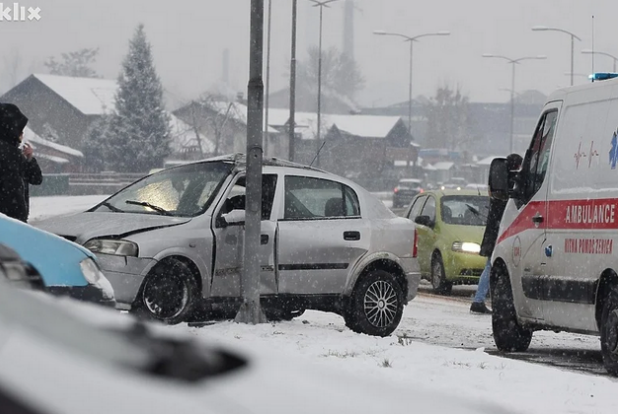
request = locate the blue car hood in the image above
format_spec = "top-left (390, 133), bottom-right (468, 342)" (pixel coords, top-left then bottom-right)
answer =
top-left (35, 212), bottom-right (191, 245)
top-left (0, 215), bottom-right (92, 287)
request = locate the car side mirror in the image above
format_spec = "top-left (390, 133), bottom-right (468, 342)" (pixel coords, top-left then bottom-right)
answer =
top-left (415, 215), bottom-right (434, 228)
top-left (488, 158), bottom-right (509, 200)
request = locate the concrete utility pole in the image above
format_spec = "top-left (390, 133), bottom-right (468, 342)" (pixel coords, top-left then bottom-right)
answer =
top-left (236, 0), bottom-right (267, 325)
top-left (289, 0), bottom-right (298, 161)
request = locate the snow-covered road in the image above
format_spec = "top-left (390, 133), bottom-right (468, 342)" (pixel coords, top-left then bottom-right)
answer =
top-left (27, 195), bottom-right (618, 413)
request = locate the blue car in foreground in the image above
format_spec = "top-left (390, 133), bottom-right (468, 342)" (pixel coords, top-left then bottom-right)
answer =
top-left (0, 214), bottom-right (115, 306)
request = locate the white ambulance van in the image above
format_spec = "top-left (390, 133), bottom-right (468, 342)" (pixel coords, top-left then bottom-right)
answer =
top-left (488, 73), bottom-right (618, 376)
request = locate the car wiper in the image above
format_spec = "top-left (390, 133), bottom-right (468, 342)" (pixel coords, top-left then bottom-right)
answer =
top-left (125, 200), bottom-right (172, 216)
top-left (100, 201), bottom-right (124, 213)
top-left (466, 204), bottom-right (487, 220)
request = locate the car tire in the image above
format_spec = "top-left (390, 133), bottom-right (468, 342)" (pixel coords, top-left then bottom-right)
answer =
top-left (491, 263), bottom-right (532, 352)
top-left (134, 258), bottom-right (198, 325)
top-left (431, 254), bottom-right (452, 295)
top-left (600, 284), bottom-right (618, 375)
top-left (345, 270), bottom-right (405, 337)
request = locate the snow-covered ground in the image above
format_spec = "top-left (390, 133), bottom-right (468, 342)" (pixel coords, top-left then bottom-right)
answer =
top-left (28, 195), bottom-right (618, 414)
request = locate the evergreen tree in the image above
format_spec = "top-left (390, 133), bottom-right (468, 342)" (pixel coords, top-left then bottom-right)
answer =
top-left (107, 24), bottom-right (171, 172)
top-left (82, 116), bottom-right (112, 172)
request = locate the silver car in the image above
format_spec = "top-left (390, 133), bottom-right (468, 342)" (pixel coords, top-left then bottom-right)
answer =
top-left (37, 155), bottom-right (420, 336)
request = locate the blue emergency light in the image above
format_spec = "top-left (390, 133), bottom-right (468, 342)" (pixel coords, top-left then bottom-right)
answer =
top-left (589, 73), bottom-right (618, 82)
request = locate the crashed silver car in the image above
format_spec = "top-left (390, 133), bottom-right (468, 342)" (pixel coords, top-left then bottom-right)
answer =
top-left (37, 155), bottom-right (420, 336)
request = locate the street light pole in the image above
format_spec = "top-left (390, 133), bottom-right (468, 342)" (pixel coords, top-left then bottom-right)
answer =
top-left (373, 30), bottom-right (450, 136)
top-left (289, 0), bottom-right (298, 161)
top-left (408, 40), bottom-right (413, 136)
top-left (582, 49), bottom-right (618, 72)
top-left (532, 26), bottom-right (581, 86)
top-left (310, 0), bottom-right (340, 168)
top-left (482, 53), bottom-right (547, 154)
top-left (236, 0), bottom-right (267, 325)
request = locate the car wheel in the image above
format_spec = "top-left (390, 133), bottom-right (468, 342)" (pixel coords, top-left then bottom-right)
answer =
top-left (345, 270), bottom-right (405, 337)
top-left (600, 285), bottom-right (618, 375)
top-left (431, 254), bottom-right (452, 295)
top-left (491, 263), bottom-right (532, 352)
top-left (134, 259), bottom-right (198, 325)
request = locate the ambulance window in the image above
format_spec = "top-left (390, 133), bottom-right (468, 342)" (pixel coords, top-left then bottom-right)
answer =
top-left (524, 110), bottom-right (558, 200)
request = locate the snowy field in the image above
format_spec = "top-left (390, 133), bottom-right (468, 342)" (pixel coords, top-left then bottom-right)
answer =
top-left (29, 195), bottom-right (618, 414)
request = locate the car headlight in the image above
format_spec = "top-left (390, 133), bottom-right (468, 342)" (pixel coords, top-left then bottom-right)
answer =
top-left (79, 258), bottom-right (115, 300)
top-left (79, 258), bottom-right (102, 284)
top-left (452, 241), bottom-right (481, 254)
top-left (84, 239), bottom-right (138, 256)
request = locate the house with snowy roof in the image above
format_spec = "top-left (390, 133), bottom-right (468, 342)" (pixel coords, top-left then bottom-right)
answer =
top-left (0, 74), bottom-right (213, 170)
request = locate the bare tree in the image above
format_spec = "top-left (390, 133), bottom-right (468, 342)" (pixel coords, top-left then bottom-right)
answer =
top-left (196, 94), bottom-right (237, 156)
top-left (424, 84), bottom-right (477, 151)
top-left (44, 48), bottom-right (100, 78)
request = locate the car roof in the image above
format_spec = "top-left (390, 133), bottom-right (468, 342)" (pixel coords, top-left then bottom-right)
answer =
top-left (420, 189), bottom-right (489, 198)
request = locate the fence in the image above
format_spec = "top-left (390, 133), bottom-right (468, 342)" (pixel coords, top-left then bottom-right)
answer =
top-left (30, 173), bottom-right (145, 196)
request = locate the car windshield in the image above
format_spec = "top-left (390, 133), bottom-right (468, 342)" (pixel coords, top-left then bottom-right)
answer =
top-left (91, 162), bottom-right (233, 217)
top-left (441, 195), bottom-right (489, 226)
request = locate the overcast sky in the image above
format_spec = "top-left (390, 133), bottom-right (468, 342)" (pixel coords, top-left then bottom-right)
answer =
top-left (1, 0), bottom-right (616, 107)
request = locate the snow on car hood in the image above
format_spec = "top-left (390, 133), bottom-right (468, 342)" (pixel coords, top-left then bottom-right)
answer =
top-left (35, 212), bottom-right (191, 244)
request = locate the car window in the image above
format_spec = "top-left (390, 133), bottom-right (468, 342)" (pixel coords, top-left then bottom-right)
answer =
top-left (420, 197), bottom-right (436, 221)
top-left (284, 176), bottom-right (360, 220)
top-left (441, 195), bottom-right (489, 226)
top-left (219, 175), bottom-right (278, 220)
top-left (407, 196), bottom-right (425, 219)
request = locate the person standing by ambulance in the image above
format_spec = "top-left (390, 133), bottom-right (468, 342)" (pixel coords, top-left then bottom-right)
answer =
top-left (470, 153), bottom-right (522, 314)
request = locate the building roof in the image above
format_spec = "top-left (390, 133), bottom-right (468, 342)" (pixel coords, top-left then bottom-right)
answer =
top-left (23, 126), bottom-right (84, 158)
top-left (330, 115), bottom-right (402, 138)
top-left (432, 161), bottom-right (455, 171)
top-left (33, 74), bottom-right (118, 115)
top-left (169, 115), bottom-right (215, 154)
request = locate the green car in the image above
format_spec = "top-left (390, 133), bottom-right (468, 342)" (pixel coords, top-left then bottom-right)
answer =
top-left (404, 189), bottom-right (489, 294)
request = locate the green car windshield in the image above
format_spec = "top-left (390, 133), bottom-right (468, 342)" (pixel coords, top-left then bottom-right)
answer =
top-left (441, 195), bottom-right (489, 227)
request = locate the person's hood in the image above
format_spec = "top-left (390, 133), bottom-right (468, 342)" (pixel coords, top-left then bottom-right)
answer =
top-left (35, 212), bottom-right (192, 244)
top-left (0, 103), bottom-right (28, 147)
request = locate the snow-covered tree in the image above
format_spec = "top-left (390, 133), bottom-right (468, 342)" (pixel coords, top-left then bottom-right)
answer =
top-left (45, 48), bottom-right (100, 78)
top-left (106, 24), bottom-right (171, 173)
top-left (81, 116), bottom-right (112, 172)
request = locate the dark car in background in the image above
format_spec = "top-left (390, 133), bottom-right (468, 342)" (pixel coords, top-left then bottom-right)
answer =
top-left (392, 178), bottom-right (424, 209)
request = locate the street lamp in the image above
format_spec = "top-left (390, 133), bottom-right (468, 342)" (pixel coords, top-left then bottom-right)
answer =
top-left (582, 49), bottom-right (618, 72)
top-left (373, 29), bottom-right (450, 137)
top-left (309, 0), bottom-right (341, 167)
top-left (482, 54), bottom-right (546, 153)
top-left (532, 26), bottom-right (581, 86)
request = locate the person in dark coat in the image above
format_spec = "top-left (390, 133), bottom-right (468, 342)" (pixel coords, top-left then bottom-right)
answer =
top-left (0, 103), bottom-right (42, 222)
top-left (470, 153), bottom-right (523, 314)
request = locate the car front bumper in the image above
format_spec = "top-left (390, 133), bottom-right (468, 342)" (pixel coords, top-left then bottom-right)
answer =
top-left (443, 252), bottom-right (486, 282)
top-left (96, 255), bottom-right (157, 308)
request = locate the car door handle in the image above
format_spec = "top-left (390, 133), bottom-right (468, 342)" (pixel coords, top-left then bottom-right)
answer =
top-left (261, 234), bottom-right (269, 245)
top-left (343, 231), bottom-right (361, 241)
top-left (532, 214), bottom-right (544, 224)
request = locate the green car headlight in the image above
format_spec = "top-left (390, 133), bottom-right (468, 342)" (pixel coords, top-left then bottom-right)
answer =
top-left (84, 239), bottom-right (138, 257)
top-left (452, 241), bottom-right (481, 254)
